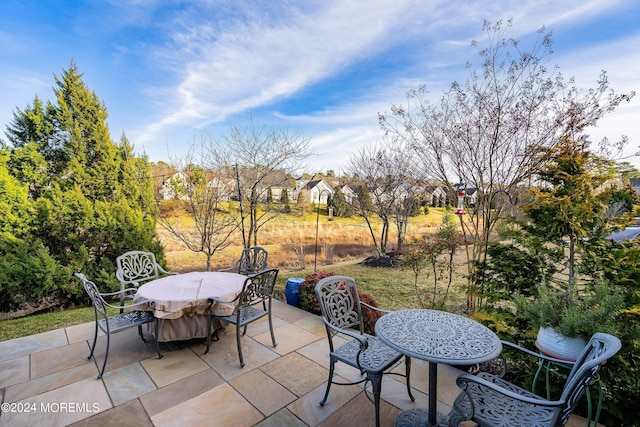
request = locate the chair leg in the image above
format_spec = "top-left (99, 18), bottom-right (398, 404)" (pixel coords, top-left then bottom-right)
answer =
top-left (138, 325), bottom-right (147, 342)
top-left (320, 357), bottom-right (336, 406)
top-left (369, 371), bottom-right (383, 427)
top-left (98, 332), bottom-right (110, 379)
top-left (268, 312), bottom-right (277, 348)
top-left (236, 324), bottom-right (245, 367)
top-left (88, 321), bottom-right (98, 360)
top-left (405, 356), bottom-right (415, 401)
top-left (205, 309), bottom-right (212, 354)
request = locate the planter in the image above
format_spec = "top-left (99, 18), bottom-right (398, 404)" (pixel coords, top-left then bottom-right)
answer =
top-left (285, 278), bottom-right (304, 307)
top-left (536, 326), bottom-right (587, 361)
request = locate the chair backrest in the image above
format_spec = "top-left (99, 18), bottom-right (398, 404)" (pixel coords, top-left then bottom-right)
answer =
top-left (315, 276), bottom-right (364, 336)
top-left (557, 333), bottom-right (622, 425)
top-left (116, 251), bottom-right (163, 285)
top-left (238, 268), bottom-right (279, 309)
top-left (75, 273), bottom-right (109, 322)
top-left (237, 247), bottom-right (268, 275)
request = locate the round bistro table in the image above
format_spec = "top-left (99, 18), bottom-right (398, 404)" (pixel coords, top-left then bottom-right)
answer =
top-left (375, 309), bottom-right (503, 427)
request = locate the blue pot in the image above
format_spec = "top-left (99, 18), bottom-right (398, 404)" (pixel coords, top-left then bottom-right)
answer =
top-left (285, 278), bottom-right (304, 307)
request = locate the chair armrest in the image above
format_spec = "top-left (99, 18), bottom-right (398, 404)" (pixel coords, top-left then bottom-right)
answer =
top-left (103, 298), bottom-right (155, 311)
top-left (218, 260), bottom-right (240, 273)
top-left (360, 301), bottom-right (392, 314)
top-left (156, 263), bottom-right (178, 276)
top-left (321, 317), bottom-right (369, 348)
top-left (456, 373), bottom-right (564, 407)
top-left (207, 293), bottom-right (243, 307)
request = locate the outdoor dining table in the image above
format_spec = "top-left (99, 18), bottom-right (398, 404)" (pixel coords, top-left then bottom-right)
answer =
top-left (132, 271), bottom-right (246, 342)
top-left (375, 309), bottom-right (503, 427)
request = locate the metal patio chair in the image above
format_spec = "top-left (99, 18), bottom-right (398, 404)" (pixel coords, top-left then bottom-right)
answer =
top-left (314, 275), bottom-right (414, 427)
top-left (205, 268), bottom-right (279, 367)
top-left (448, 332), bottom-right (622, 427)
top-left (218, 246), bottom-right (268, 276)
top-left (115, 250), bottom-right (178, 310)
top-left (74, 273), bottom-right (162, 379)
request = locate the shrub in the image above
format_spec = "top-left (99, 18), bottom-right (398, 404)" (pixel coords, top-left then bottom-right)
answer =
top-left (0, 232), bottom-right (75, 312)
top-left (358, 290), bottom-right (382, 335)
top-left (298, 270), bottom-right (336, 315)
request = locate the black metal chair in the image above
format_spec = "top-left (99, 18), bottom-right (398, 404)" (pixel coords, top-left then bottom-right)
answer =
top-left (314, 275), bottom-right (414, 427)
top-left (218, 246), bottom-right (268, 276)
top-left (205, 268), bottom-right (279, 367)
top-left (74, 273), bottom-right (162, 379)
top-left (115, 250), bottom-right (178, 310)
top-left (448, 332), bottom-right (622, 427)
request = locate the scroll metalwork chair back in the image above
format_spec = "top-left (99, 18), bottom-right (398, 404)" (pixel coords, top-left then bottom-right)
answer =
top-left (74, 273), bottom-right (162, 379)
top-left (205, 268), bottom-right (279, 367)
top-left (115, 250), bottom-right (177, 309)
top-left (314, 275), bottom-right (414, 427)
top-left (218, 246), bottom-right (268, 276)
top-left (449, 332), bottom-right (622, 427)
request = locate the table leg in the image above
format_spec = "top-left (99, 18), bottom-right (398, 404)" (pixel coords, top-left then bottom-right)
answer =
top-left (394, 362), bottom-right (445, 427)
top-left (428, 361), bottom-right (438, 426)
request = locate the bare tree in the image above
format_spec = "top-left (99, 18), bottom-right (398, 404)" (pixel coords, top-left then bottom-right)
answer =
top-left (204, 120), bottom-right (312, 247)
top-left (379, 19), bottom-right (634, 291)
top-left (349, 141), bottom-right (417, 256)
top-left (158, 148), bottom-right (237, 271)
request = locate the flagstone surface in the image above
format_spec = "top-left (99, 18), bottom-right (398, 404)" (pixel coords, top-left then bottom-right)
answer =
top-left (0, 299), bottom-right (596, 426)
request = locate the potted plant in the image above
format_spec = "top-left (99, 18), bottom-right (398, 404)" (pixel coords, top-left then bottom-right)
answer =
top-left (515, 279), bottom-right (624, 360)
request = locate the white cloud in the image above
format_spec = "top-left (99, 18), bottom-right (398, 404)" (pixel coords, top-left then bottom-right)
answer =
top-left (125, 1), bottom-right (634, 169)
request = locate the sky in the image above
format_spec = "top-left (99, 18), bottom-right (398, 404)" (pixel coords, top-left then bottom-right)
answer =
top-left (1, 0), bottom-right (639, 175)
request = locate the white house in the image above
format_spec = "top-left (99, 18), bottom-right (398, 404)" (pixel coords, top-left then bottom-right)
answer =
top-left (302, 179), bottom-right (334, 204)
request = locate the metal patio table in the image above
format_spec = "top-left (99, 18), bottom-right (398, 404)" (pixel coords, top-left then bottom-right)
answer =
top-left (375, 309), bottom-right (502, 427)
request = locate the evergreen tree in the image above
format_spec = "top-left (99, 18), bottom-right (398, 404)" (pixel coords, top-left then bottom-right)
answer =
top-left (331, 187), bottom-right (350, 217)
top-left (3, 62), bottom-right (165, 306)
top-left (280, 188), bottom-right (291, 213)
top-left (525, 136), bottom-right (609, 281)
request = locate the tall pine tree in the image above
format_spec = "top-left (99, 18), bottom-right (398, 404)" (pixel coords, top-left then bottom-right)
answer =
top-left (3, 62), bottom-right (165, 306)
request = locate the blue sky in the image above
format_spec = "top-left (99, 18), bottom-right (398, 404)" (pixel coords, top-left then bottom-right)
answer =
top-left (1, 0), bottom-right (639, 174)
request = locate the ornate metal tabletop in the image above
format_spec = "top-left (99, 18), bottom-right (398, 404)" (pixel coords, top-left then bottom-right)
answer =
top-left (375, 309), bottom-right (502, 427)
top-left (375, 309), bottom-right (502, 365)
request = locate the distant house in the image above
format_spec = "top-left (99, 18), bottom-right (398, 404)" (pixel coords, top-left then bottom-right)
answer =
top-left (300, 179), bottom-right (334, 204)
top-left (161, 171), bottom-right (188, 200)
top-left (160, 170), bottom-right (236, 201)
top-left (339, 185), bottom-right (356, 205)
top-left (424, 185), bottom-right (447, 207)
top-left (207, 175), bottom-right (235, 201)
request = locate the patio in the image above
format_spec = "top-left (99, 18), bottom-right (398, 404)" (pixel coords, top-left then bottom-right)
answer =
top-left (0, 300), bottom-right (594, 427)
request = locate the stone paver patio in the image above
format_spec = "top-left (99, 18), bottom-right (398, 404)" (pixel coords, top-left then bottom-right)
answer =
top-left (0, 300), bottom-right (595, 426)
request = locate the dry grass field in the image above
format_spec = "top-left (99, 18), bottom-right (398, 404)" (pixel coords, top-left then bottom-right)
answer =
top-left (160, 204), bottom-right (450, 273)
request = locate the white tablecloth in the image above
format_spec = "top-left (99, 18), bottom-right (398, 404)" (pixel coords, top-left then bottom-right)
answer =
top-left (133, 271), bottom-right (246, 342)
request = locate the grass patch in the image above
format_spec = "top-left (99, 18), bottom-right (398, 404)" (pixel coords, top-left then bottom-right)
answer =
top-left (277, 261), bottom-right (468, 311)
top-left (0, 307), bottom-right (96, 342)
